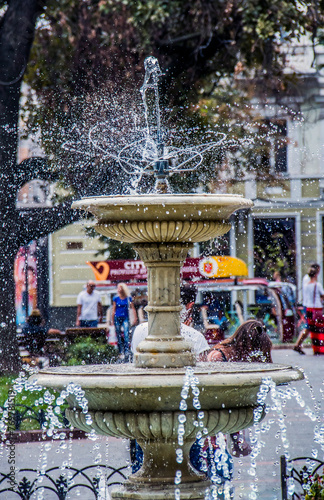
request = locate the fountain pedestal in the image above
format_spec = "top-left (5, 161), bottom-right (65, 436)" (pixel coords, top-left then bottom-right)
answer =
top-left (133, 243), bottom-right (195, 368)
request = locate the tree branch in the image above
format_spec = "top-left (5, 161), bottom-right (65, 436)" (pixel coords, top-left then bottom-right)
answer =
top-left (16, 200), bottom-right (83, 245)
top-left (15, 156), bottom-right (61, 188)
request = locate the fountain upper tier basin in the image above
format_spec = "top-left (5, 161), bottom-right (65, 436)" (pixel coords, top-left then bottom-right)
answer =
top-left (72, 194), bottom-right (253, 223)
top-left (72, 194), bottom-right (253, 244)
top-left (30, 362), bottom-right (303, 413)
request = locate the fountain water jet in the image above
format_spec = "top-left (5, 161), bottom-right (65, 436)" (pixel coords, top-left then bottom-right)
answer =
top-left (30, 57), bottom-right (303, 499)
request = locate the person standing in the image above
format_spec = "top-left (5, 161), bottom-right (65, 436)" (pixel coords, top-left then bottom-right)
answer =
top-left (273, 270), bottom-right (296, 308)
top-left (76, 280), bottom-right (103, 327)
top-left (293, 264), bottom-right (323, 354)
top-left (111, 283), bottom-right (137, 361)
top-left (22, 308), bottom-right (47, 354)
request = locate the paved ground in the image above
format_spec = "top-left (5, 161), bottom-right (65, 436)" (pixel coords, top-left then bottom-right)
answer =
top-left (0, 348), bottom-right (323, 499)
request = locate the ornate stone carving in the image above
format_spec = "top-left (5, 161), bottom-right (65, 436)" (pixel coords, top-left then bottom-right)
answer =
top-left (96, 220), bottom-right (231, 244)
top-left (133, 242), bottom-right (191, 263)
top-left (66, 407), bottom-right (256, 440)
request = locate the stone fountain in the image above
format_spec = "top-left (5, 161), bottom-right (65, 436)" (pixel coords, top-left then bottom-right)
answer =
top-left (30, 58), bottom-right (303, 499)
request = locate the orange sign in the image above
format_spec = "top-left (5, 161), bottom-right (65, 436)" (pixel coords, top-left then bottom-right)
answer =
top-left (87, 261), bottom-right (110, 281)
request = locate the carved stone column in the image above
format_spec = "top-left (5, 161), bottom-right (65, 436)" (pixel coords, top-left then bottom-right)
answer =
top-left (133, 242), bottom-right (195, 368)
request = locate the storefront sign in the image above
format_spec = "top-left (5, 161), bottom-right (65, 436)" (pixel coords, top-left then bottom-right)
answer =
top-left (87, 256), bottom-right (248, 282)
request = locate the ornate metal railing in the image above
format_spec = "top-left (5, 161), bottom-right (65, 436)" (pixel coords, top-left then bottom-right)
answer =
top-left (281, 455), bottom-right (324, 499)
top-left (0, 404), bottom-right (69, 431)
top-left (0, 464), bottom-right (129, 499)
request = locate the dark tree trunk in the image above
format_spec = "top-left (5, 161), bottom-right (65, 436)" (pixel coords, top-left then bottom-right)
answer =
top-left (0, 0), bottom-right (45, 373)
top-left (0, 239), bottom-right (21, 374)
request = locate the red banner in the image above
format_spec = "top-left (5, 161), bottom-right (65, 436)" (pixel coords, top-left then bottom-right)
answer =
top-left (87, 259), bottom-right (147, 281)
top-left (87, 256), bottom-right (248, 282)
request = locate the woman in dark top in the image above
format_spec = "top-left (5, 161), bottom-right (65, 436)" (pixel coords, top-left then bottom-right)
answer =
top-left (207, 319), bottom-right (272, 363)
top-left (204, 319), bottom-right (272, 461)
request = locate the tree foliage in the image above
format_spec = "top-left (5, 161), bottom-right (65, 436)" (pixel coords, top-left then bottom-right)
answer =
top-left (25, 0), bottom-right (323, 97)
top-left (20, 0), bottom-right (324, 197)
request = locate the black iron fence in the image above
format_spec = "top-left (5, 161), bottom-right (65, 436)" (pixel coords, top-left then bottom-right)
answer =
top-left (0, 464), bottom-right (129, 499)
top-left (3, 452), bottom-right (323, 498)
top-left (0, 404), bottom-right (69, 431)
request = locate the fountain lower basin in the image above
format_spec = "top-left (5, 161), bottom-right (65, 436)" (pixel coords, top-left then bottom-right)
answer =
top-left (30, 362), bottom-right (303, 499)
top-left (30, 362), bottom-right (303, 412)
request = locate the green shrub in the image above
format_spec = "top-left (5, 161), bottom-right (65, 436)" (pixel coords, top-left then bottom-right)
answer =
top-left (64, 337), bottom-right (118, 365)
top-left (0, 376), bottom-right (16, 407)
top-left (305, 474), bottom-right (324, 499)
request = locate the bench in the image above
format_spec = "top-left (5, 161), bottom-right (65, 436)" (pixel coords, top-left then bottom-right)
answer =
top-left (18, 328), bottom-right (107, 367)
top-left (64, 327), bottom-right (107, 340)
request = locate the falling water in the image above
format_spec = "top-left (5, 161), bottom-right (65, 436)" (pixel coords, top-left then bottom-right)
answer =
top-left (176, 367), bottom-right (210, 499)
top-left (176, 367), bottom-right (235, 500)
top-left (233, 373), bottom-right (323, 500)
top-left (172, 366), bottom-right (324, 500)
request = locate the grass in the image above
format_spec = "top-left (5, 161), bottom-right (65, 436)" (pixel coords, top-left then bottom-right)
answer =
top-left (0, 375), bottom-right (15, 406)
top-left (0, 373), bottom-right (64, 432)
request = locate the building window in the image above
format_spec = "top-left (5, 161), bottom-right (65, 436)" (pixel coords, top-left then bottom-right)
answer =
top-left (66, 242), bottom-right (83, 250)
top-left (253, 217), bottom-right (296, 282)
top-left (257, 119), bottom-right (288, 175)
top-left (273, 120), bottom-right (287, 173)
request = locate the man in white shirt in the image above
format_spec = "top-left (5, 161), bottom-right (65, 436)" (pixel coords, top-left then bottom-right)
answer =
top-left (132, 284), bottom-right (210, 360)
top-left (131, 322), bottom-right (210, 360)
top-left (76, 280), bottom-right (103, 327)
